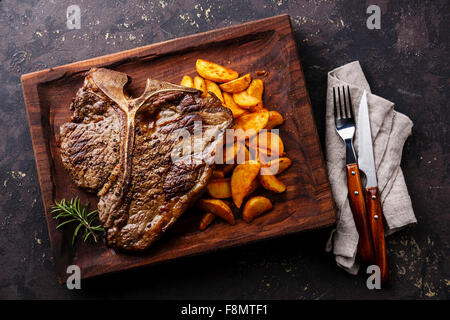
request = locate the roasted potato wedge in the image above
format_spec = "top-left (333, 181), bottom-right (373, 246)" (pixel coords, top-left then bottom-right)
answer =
top-left (219, 74), bottom-right (251, 93)
top-left (180, 75), bottom-right (194, 88)
top-left (225, 106), bottom-right (249, 119)
top-left (247, 79), bottom-right (264, 100)
top-left (197, 199), bottom-right (235, 225)
top-left (242, 196), bottom-right (273, 223)
top-left (223, 92), bottom-right (248, 119)
top-left (261, 157), bottom-right (292, 175)
top-left (259, 173), bottom-right (286, 193)
top-left (266, 111), bottom-right (284, 129)
top-left (194, 76), bottom-right (207, 97)
top-left (196, 59), bottom-right (239, 83)
top-left (205, 80), bottom-right (224, 103)
top-left (250, 147), bottom-right (270, 164)
top-left (246, 79), bottom-right (264, 113)
top-left (233, 91), bottom-right (261, 109)
top-left (223, 141), bottom-right (250, 165)
top-left (231, 160), bottom-right (261, 208)
top-left (199, 212), bottom-right (216, 230)
top-left (249, 131), bottom-right (284, 157)
top-left (247, 177), bottom-right (260, 195)
top-left (223, 142), bottom-right (238, 164)
top-left (249, 102), bottom-right (264, 113)
top-left (236, 142), bottom-right (251, 164)
top-left (233, 109), bottom-right (269, 134)
top-left (206, 178), bottom-right (232, 199)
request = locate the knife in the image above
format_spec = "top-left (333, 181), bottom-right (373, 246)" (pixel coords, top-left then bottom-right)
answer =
top-left (357, 90), bottom-right (390, 286)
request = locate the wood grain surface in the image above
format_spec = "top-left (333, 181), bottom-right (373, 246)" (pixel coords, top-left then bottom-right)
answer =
top-left (346, 163), bottom-right (375, 264)
top-left (366, 187), bottom-right (390, 286)
top-left (21, 15), bottom-right (335, 283)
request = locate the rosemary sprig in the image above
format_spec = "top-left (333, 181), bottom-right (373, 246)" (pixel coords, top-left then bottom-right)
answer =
top-left (50, 198), bottom-right (104, 245)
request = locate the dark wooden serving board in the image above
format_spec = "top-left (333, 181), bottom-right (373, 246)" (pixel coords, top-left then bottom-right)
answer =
top-left (21, 14), bottom-right (335, 283)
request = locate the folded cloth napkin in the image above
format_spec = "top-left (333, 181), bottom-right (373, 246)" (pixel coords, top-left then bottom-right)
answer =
top-left (325, 61), bottom-right (417, 274)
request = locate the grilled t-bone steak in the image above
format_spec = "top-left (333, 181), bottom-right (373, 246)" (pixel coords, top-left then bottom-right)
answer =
top-left (59, 68), bottom-right (233, 251)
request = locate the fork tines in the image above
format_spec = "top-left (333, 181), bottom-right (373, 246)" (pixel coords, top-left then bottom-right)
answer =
top-left (333, 86), bottom-right (353, 121)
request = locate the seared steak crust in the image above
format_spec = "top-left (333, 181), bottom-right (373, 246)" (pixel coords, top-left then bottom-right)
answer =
top-left (59, 74), bottom-right (124, 192)
top-left (59, 68), bottom-right (233, 251)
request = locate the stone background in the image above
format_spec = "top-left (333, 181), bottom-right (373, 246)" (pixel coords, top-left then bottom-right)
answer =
top-left (0, 0), bottom-right (448, 299)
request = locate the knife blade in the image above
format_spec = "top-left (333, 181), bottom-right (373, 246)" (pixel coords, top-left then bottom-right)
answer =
top-left (357, 91), bottom-right (377, 188)
top-left (357, 90), bottom-right (390, 286)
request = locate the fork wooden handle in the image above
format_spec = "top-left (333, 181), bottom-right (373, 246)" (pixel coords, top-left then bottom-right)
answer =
top-left (346, 163), bottom-right (375, 265)
top-left (366, 187), bottom-right (390, 286)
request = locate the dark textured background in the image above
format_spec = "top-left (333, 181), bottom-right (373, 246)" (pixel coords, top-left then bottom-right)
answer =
top-left (0, 0), bottom-right (448, 299)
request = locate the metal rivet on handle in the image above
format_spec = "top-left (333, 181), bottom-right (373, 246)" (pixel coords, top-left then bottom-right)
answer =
top-left (354, 191), bottom-right (359, 195)
top-left (374, 215), bottom-right (379, 219)
top-left (351, 171), bottom-right (356, 175)
top-left (372, 195), bottom-right (376, 199)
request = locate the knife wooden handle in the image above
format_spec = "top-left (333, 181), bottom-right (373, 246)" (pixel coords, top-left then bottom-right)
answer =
top-left (366, 187), bottom-right (390, 286)
top-left (346, 163), bottom-right (375, 265)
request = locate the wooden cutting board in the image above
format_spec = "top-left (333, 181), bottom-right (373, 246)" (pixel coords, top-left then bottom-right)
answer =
top-left (21, 14), bottom-right (335, 283)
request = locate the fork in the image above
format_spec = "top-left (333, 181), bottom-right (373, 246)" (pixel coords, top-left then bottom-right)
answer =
top-left (334, 86), bottom-right (375, 265)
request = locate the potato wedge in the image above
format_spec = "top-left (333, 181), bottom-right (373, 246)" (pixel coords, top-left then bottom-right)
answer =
top-left (180, 75), bottom-right (194, 88)
top-left (259, 173), bottom-right (286, 193)
top-left (266, 111), bottom-right (284, 129)
top-left (197, 199), bottom-right (235, 225)
top-left (247, 79), bottom-right (264, 100)
top-left (223, 92), bottom-right (248, 119)
top-left (247, 177), bottom-right (260, 195)
top-left (223, 141), bottom-right (250, 165)
top-left (206, 178), bottom-right (232, 199)
top-left (223, 142), bottom-right (238, 164)
top-left (199, 212), bottom-right (216, 230)
top-left (235, 142), bottom-right (251, 164)
top-left (233, 109), bottom-right (269, 133)
top-left (249, 131), bottom-right (284, 157)
top-left (205, 80), bottom-right (224, 103)
top-left (233, 91), bottom-right (261, 109)
top-left (194, 76), bottom-right (207, 97)
top-left (242, 196), bottom-right (273, 223)
top-left (219, 74), bottom-right (251, 93)
top-left (250, 147), bottom-right (270, 164)
top-left (231, 160), bottom-right (261, 208)
top-left (261, 157), bottom-right (292, 175)
top-left (225, 105), bottom-right (249, 119)
top-left (196, 59), bottom-right (239, 83)
top-left (249, 102), bottom-right (264, 113)
top-left (212, 170), bottom-right (225, 179)
top-left (256, 70), bottom-right (268, 76)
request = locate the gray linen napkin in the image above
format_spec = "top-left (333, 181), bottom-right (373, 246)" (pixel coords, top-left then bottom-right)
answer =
top-left (325, 61), bottom-right (417, 274)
